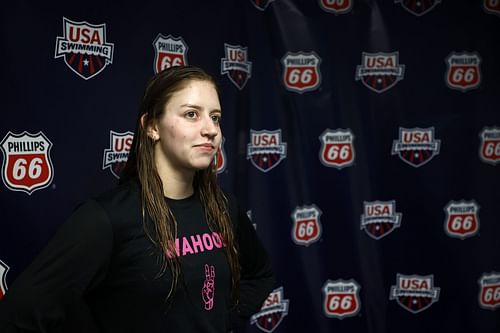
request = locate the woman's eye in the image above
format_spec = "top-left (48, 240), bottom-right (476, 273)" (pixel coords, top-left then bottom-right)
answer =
top-left (185, 111), bottom-right (197, 119)
top-left (211, 115), bottom-right (221, 123)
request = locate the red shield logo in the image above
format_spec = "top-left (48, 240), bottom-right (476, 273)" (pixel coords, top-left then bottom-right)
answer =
top-left (323, 279), bottom-right (361, 319)
top-left (54, 17), bottom-right (114, 80)
top-left (319, 0), bottom-right (353, 14)
top-left (356, 52), bottom-right (405, 93)
top-left (291, 205), bottom-right (322, 246)
top-left (319, 129), bottom-right (355, 169)
top-left (215, 137), bottom-right (227, 174)
top-left (0, 259), bottom-right (9, 301)
top-left (445, 52), bottom-right (481, 92)
top-left (478, 272), bottom-right (500, 310)
top-left (1, 131), bottom-right (54, 195)
top-left (394, 0), bottom-right (441, 16)
top-left (478, 127), bottom-right (500, 165)
top-left (153, 34), bottom-right (188, 74)
top-left (483, 0), bottom-right (500, 16)
top-left (251, 287), bottom-right (289, 333)
top-left (282, 52), bottom-right (322, 93)
top-left (444, 200), bottom-right (480, 239)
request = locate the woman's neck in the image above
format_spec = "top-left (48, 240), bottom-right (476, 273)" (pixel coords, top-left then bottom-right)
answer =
top-left (161, 175), bottom-right (194, 199)
top-left (153, 146), bottom-right (196, 199)
top-left (155, 162), bottom-right (195, 199)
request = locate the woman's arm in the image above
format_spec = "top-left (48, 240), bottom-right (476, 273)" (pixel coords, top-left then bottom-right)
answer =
top-left (227, 195), bottom-right (275, 330)
top-left (0, 200), bottom-right (113, 333)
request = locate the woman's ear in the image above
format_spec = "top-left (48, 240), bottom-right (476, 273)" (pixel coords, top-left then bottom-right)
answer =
top-left (141, 114), bottom-right (159, 141)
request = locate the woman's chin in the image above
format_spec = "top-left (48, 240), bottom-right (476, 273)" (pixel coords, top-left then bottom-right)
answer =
top-left (191, 160), bottom-right (214, 171)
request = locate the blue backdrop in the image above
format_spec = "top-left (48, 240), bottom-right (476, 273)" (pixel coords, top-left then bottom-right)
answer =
top-left (1, 1), bottom-right (499, 332)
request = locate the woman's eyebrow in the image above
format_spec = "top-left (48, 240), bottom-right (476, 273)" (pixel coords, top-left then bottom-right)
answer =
top-left (180, 103), bottom-right (221, 113)
top-left (180, 103), bottom-right (202, 110)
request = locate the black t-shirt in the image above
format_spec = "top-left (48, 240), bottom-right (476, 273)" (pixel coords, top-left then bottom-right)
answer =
top-left (0, 180), bottom-right (274, 333)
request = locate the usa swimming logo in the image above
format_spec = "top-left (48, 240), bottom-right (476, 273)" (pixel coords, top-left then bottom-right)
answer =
top-left (391, 127), bottom-right (440, 167)
top-left (360, 200), bottom-right (402, 240)
top-left (319, 129), bottom-right (355, 169)
top-left (153, 34), bottom-right (188, 74)
top-left (102, 131), bottom-right (133, 179)
top-left (221, 44), bottom-right (252, 90)
top-left (1, 131), bottom-right (54, 195)
top-left (0, 259), bottom-right (9, 301)
top-left (394, 0), bottom-right (441, 16)
top-left (390, 274), bottom-right (440, 313)
top-left (251, 287), bottom-right (289, 333)
top-left (247, 129), bottom-right (287, 172)
top-left (479, 127), bottom-right (500, 165)
top-left (291, 204), bottom-right (322, 246)
top-left (483, 0), bottom-right (500, 16)
top-left (478, 272), bottom-right (500, 310)
top-left (445, 52), bottom-right (481, 92)
top-left (444, 200), bottom-right (480, 240)
top-left (355, 52), bottom-right (405, 93)
top-left (319, 0), bottom-right (353, 14)
top-left (322, 279), bottom-right (361, 319)
top-left (246, 210), bottom-right (257, 230)
top-left (55, 17), bottom-right (114, 80)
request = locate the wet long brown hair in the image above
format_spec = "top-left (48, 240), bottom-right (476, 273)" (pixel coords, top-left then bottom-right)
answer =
top-left (121, 66), bottom-right (239, 302)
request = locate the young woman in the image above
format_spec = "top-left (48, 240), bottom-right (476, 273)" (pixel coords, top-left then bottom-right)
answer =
top-left (0, 66), bottom-right (274, 332)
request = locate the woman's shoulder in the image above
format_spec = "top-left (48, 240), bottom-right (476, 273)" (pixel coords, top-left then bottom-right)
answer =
top-left (94, 178), bottom-right (140, 204)
top-left (86, 178), bottom-right (142, 224)
top-left (222, 191), bottom-right (248, 225)
top-left (221, 190), bottom-right (236, 210)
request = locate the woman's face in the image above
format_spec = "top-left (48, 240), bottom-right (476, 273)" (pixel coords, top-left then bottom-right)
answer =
top-left (149, 80), bottom-right (222, 177)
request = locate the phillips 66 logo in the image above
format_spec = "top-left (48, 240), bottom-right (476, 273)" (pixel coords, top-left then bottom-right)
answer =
top-left (478, 272), bottom-right (500, 310)
top-left (215, 136), bottom-right (227, 174)
top-left (319, 129), bottom-right (355, 169)
top-left (390, 274), bottom-right (440, 313)
top-left (479, 127), bottom-right (500, 165)
top-left (251, 287), bottom-right (289, 333)
top-left (322, 279), bottom-right (361, 319)
top-left (444, 200), bottom-right (480, 240)
top-left (291, 204), bottom-right (322, 246)
top-left (282, 51), bottom-right (322, 93)
top-left (445, 52), bottom-right (481, 92)
top-left (318, 0), bottom-right (353, 15)
top-left (0, 259), bottom-right (9, 301)
top-left (153, 34), bottom-right (188, 74)
top-left (483, 0), bottom-right (500, 16)
top-left (1, 131), bottom-right (54, 195)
